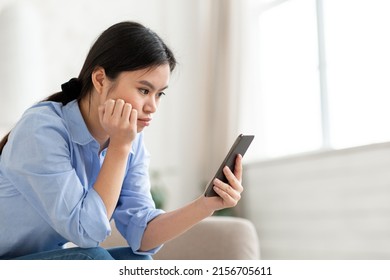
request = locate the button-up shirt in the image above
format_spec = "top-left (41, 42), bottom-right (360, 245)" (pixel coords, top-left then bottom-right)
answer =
top-left (0, 100), bottom-right (164, 258)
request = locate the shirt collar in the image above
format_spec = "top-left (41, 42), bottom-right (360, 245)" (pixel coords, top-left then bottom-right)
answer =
top-left (63, 100), bottom-right (95, 146)
top-left (62, 100), bottom-right (137, 155)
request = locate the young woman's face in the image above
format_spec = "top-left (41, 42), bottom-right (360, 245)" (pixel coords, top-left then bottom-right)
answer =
top-left (104, 64), bottom-right (170, 132)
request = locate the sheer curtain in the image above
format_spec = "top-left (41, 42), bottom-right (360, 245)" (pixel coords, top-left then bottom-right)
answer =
top-left (203, 0), bottom-right (244, 174)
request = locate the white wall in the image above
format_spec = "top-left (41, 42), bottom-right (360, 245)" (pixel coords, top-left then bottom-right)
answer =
top-left (0, 1), bottom-right (45, 135)
top-left (0, 0), bottom-right (233, 210)
top-left (244, 143), bottom-right (390, 259)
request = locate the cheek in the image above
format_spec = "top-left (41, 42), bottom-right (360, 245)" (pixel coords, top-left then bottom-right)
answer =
top-left (126, 99), bottom-right (142, 112)
top-left (114, 91), bottom-right (141, 110)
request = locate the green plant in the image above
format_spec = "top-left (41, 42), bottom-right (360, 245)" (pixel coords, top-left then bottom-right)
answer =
top-left (149, 169), bottom-right (167, 210)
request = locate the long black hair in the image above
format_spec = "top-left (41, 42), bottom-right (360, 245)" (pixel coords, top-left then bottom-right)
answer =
top-left (0, 21), bottom-right (177, 154)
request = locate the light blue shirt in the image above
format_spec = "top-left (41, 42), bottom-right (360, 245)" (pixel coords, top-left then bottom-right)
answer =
top-left (0, 100), bottom-right (164, 259)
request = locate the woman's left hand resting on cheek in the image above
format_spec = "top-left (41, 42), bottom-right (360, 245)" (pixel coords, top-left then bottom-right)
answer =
top-left (139, 155), bottom-right (244, 252)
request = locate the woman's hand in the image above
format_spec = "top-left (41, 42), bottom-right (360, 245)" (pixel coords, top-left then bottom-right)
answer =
top-left (140, 155), bottom-right (244, 251)
top-left (98, 99), bottom-right (137, 152)
top-left (94, 99), bottom-right (137, 218)
top-left (203, 154), bottom-right (244, 212)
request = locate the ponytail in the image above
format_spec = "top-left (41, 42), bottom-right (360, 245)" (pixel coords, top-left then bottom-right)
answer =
top-left (0, 132), bottom-right (10, 155)
top-left (43, 78), bottom-right (82, 105)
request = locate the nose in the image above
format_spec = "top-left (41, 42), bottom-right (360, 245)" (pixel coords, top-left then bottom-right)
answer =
top-left (144, 95), bottom-right (158, 114)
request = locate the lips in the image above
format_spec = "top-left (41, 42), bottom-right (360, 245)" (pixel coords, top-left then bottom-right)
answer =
top-left (138, 118), bottom-right (152, 126)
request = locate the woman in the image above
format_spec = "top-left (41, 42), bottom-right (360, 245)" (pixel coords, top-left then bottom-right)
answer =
top-left (0, 21), bottom-right (243, 260)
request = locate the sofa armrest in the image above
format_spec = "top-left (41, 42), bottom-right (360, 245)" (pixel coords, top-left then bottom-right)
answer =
top-left (154, 216), bottom-right (260, 260)
top-left (100, 216), bottom-right (260, 260)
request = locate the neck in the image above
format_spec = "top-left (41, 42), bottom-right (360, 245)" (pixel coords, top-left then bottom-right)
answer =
top-left (79, 96), bottom-right (109, 148)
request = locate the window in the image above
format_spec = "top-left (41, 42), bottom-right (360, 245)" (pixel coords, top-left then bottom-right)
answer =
top-left (323, 0), bottom-right (390, 149)
top-left (257, 0), bottom-right (322, 158)
top-left (246, 0), bottom-right (390, 159)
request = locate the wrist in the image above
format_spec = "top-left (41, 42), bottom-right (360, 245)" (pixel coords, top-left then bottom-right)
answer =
top-left (107, 139), bottom-right (132, 155)
top-left (194, 196), bottom-right (215, 217)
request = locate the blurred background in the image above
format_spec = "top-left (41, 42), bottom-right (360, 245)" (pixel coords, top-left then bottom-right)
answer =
top-left (1, 0), bottom-right (390, 259)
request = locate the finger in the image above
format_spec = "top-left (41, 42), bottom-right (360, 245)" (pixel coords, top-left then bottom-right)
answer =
top-left (213, 178), bottom-right (241, 201)
top-left (129, 108), bottom-right (138, 126)
top-left (104, 99), bottom-right (115, 120)
top-left (122, 103), bottom-right (132, 121)
top-left (234, 154), bottom-right (243, 182)
top-left (213, 185), bottom-right (239, 207)
top-left (223, 165), bottom-right (243, 193)
top-left (113, 99), bottom-right (125, 118)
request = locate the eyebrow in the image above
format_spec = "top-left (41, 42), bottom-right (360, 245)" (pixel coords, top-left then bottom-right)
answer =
top-left (138, 80), bottom-right (168, 91)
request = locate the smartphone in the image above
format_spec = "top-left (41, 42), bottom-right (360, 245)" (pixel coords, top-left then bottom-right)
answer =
top-left (204, 134), bottom-right (255, 197)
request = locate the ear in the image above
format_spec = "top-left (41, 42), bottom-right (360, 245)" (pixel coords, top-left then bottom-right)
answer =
top-left (91, 67), bottom-right (107, 94)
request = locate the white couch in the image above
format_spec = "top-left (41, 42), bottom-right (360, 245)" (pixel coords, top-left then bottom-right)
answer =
top-left (101, 216), bottom-right (260, 260)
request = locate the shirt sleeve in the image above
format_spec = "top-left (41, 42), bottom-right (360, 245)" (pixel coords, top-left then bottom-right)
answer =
top-left (112, 133), bottom-right (165, 255)
top-left (2, 108), bottom-right (111, 247)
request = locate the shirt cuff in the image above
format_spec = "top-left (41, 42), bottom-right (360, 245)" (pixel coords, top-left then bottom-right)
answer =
top-left (79, 188), bottom-right (111, 244)
top-left (126, 208), bottom-right (165, 255)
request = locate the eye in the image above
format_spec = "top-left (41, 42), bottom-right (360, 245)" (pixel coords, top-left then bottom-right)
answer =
top-left (138, 88), bottom-right (149, 95)
top-left (157, 92), bottom-right (166, 98)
